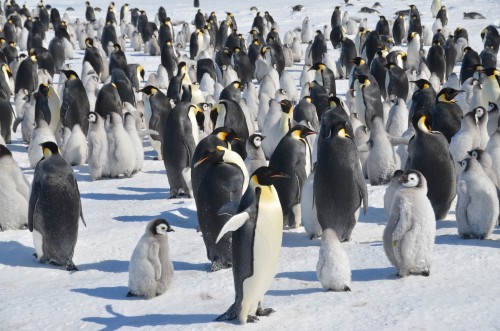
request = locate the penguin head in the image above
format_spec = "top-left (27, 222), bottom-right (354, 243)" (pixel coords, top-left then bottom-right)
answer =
top-left (488, 102), bottom-right (498, 112)
top-left (328, 96), bottom-right (342, 109)
top-left (0, 144), bottom-right (12, 158)
top-left (85, 1), bottom-right (90, 6)
top-left (212, 127), bottom-right (241, 143)
top-left (481, 67), bottom-right (500, 77)
top-left (467, 148), bottom-right (484, 162)
top-left (379, 16), bottom-right (386, 21)
top-left (249, 133), bottom-right (265, 148)
top-left (437, 88), bottom-right (463, 103)
top-left (408, 32), bottom-right (419, 43)
top-left (290, 125), bottom-right (316, 140)
top-left (88, 112), bottom-right (100, 123)
top-left (458, 158), bottom-right (471, 172)
top-left (414, 113), bottom-right (432, 133)
top-left (355, 75), bottom-right (371, 88)
top-left (150, 218), bottom-right (174, 235)
top-left (231, 81), bottom-right (242, 91)
top-left (309, 63), bottom-right (325, 72)
top-left (193, 146), bottom-right (226, 167)
top-left (411, 79), bottom-right (431, 90)
top-left (136, 65), bottom-right (145, 81)
top-left (138, 85), bottom-right (158, 96)
top-left (178, 61), bottom-right (188, 74)
top-left (260, 46), bottom-right (269, 56)
top-left (251, 167), bottom-right (289, 186)
top-left (279, 99), bottom-right (293, 114)
top-left (474, 107), bottom-right (486, 121)
top-left (113, 43), bottom-right (122, 52)
top-left (351, 57), bottom-right (365, 66)
top-left (400, 170), bottom-right (425, 188)
top-left (40, 141), bottom-right (60, 158)
top-left (61, 70), bottom-right (79, 80)
top-left (38, 83), bottom-right (49, 96)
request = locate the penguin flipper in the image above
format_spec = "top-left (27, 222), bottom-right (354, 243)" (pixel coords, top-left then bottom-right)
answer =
top-left (354, 164), bottom-right (369, 214)
top-left (215, 212), bottom-right (249, 243)
top-left (28, 172), bottom-right (41, 232)
top-left (388, 135), bottom-right (410, 146)
top-left (218, 201), bottom-right (240, 217)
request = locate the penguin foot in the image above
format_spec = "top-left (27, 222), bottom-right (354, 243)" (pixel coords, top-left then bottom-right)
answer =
top-left (153, 157), bottom-right (159, 160)
top-left (396, 272), bottom-right (408, 278)
top-left (216, 305), bottom-right (238, 321)
top-left (256, 307), bottom-right (275, 317)
top-left (33, 253), bottom-right (38, 258)
top-left (343, 286), bottom-right (351, 292)
top-left (246, 315), bottom-right (259, 323)
top-left (66, 263), bottom-right (78, 271)
top-left (210, 260), bottom-right (232, 272)
top-left (421, 270), bottom-right (430, 277)
top-left (126, 291), bottom-right (138, 297)
top-left (461, 234), bottom-right (472, 240)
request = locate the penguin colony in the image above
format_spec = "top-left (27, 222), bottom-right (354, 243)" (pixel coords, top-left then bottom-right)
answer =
top-left (0, 0), bottom-right (499, 325)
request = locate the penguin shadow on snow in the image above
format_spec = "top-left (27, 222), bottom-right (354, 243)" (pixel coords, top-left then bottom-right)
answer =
top-left (0, 241), bottom-right (37, 268)
top-left (358, 206), bottom-right (387, 225)
top-left (351, 267), bottom-right (396, 281)
top-left (72, 165), bottom-right (93, 182)
top-left (114, 208), bottom-right (198, 230)
top-left (435, 232), bottom-right (500, 249)
top-left (267, 287), bottom-right (324, 296)
top-left (172, 260), bottom-right (207, 272)
top-left (5, 143), bottom-right (28, 154)
top-left (71, 286), bottom-right (131, 301)
top-left (276, 270), bottom-right (317, 282)
top-left (81, 187), bottom-right (169, 201)
top-left (77, 259), bottom-right (129, 273)
top-left (82, 304), bottom-right (217, 330)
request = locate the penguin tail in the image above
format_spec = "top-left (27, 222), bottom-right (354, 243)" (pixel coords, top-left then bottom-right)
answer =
top-left (216, 303), bottom-right (238, 322)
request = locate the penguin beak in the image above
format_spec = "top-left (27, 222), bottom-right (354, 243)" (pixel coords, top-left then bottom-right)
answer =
top-left (399, 174), bottom-right (408, 184)
top-left (261, 136), bottom-right (266, 140)
top-left (167, 227), bottom-right (175, 232)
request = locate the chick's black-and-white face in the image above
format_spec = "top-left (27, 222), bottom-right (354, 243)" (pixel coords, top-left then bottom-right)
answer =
top-left (156, 223), bottom-right (169, 235)
top-left (88, 113), bottom-right (96, 123)
top-left (402, 172), bottom-right (420, 188)
top-left (459, 159), bottom-right (469, 172)
top-left (253, 135), bottom-right (262, 147)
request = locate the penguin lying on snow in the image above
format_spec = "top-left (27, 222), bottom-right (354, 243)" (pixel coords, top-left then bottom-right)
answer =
top-left (128, 218), bottom-right (174, 299)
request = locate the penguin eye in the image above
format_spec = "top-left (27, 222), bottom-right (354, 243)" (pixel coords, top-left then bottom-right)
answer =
top-left (472, 151), bottom-right (477, 158)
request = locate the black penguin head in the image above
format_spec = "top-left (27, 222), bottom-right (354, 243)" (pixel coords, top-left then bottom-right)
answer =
top-left (355, 75), bottom-right (371, 87)
top-left (40, 141), bottom-right (60, 158)
top-left (113, 43), bottom-right (122, 52)
top-left (251, 167), bottom-right (289, 186)
top-left (400, 170), bottom-right (424, 188)
top-left (61, 70), bottom-right (79, 79)
top-left (458, 158), bottom-right (471, 172)
top-left (0, 144), bottom-right (12, 158)
top-left (138, 85), bottom-right (158, 95)
top-left (328, 96), bottom-right (342, 108)
top-left (410, 79), bottom-right (431, 90)
top-left (408, 32), bottom-right (419, 42)
top-left (193, 146), bottom-right (226, 167)
top-left (279, 99), bottom-right (293, 114)
top-left (38, 83), bottom-right (49, 96)
top-left (481, 67), bottom-right (500, 77)
top-left (84, 37), bottom-right (94, 47)
top-left (150, 218), bottom-right (174, 235)
top-left (309, 62), bottom-right (325, 71)
top-left (351, 57), bottom-right (365, 66)
top-left (249, 133), bottom-right (265, 148)
top-left (212, 127), bottom-right (241, 143)
top-left (467, 148), bottom-right (483, 161)
top-left (379, 16), bottom-right (386, 21)
top-left (137, 65), bottom-right (145, 81)
top-left (289, 125), bottom-right (316, 140)
top-left (88, 112), bottom-right (99, 123)
top-left (474, 107), bottom-right (486, 120)
top-left (488, 102), bottom-right (498, 112)
top-left (413, 112), bottom-right (432, 133)
top-left (437, 88), bottom-right (463, 103)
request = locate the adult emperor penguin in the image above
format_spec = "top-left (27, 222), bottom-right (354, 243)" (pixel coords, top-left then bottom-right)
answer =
top-left (193, 146), bottom-right (248, 271)
top-left (163, 103), bottom-right (204, 198)
top-left (95, 83), bottom-right (123, 119)
top-left (15, 52), bottom-right (38, 94)
top-left (60, 70), bottom-right (90, 135)
top-left (0, 144), bottom-right (30, 231)
top-left (383, 170), bottom-right (435, 277)
top-left (385, 62), bottom-right (409, 100)
top-left (87, 112), bottom-right (109, 180)
top-left (215, 166), bottom-right (288, 325)
top-left (28, 141), bottom-right (86, 271)
top-left (85, 1), bottom-right (95, 22)
top-left (107, 112), bottom-right (136, 178)
top-left (0, 84), bottom-right (12, 144)
top-left (430, 88), bottom-right (463, 142)
top-left (83, 38), bottom-right (103, 78)
top-left (406, 112), bottom-right (456, 220)
top-left (244, 134), bottom-right (267, 176)
top-left (127, 218), bottom-right (174, 299)
top-left (314, 117), bottom-right (368, 242)
top-left (309, 62), bottom-right (336, 96)
top-left (392, 14), bottom-right (405, 46)
top-left (427, 40), bottom-right (446, 84)
top-left (269, 125), bottom-right (315, 228)
top-left (212, 100), bottom-right (249, 158)
top-left (161, 40), bottom-right (178, 80)
top-left (456, 158), bottom-right (499, 239)
top-left (109, 43), bottom-right (128, 74)
top-left (139, 85), bottom-right (172, 161)
top-left (481, 67), bottom-right (500, 106)
top-left (317, 228), bottom-right (351, 291)
top-left (460, 47), bottom-right (480, 85)
top-left (354, 74), bottom-right (384, 130)
top-left (406, 32), bottom-right (421, 71)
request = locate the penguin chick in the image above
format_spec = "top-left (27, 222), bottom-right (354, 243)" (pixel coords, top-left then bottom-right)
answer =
top-left (383, 170), bottom-right (435, 277)
top-left (106, 112), bottom-right (136, 178)
top-left (456, 158), bottom-right (499, 240)
top-left (127, 218), bottom-right (174, 299)
top-left (87, 112), bottom-right (109, 180)
top-left (244, 133), bottom-right (267, 176)
top-left (62, 124), bottom-right (88, 166)
top-left (28, 119), bottom-right (57, 168)
top-left (124, 112), bottom-right (144, 174)
top-left (0, 145), bottom-right (30, 231)
top-left (316, 228), bottom-right (351, 291)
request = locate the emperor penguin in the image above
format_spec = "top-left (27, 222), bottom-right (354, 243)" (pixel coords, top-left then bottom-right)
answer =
top-left (300, 167), bottom-right (322, 239)
top-left (215, 167), bottom-right (288, 325)
top-left (269, 125), bottom-right (316, 228)
top-left (193, 146), bottom-right (249, 271)
top-left (244, 134), bottom-right (267, 176)
top-left (28, 119), bottom-right (56, 168)
top-left (262, 99), bottom-right (294, 159)
top-left (127, 218), bottom-right (174, 299)
top-left (481, 68), bottom-right (500, 106)
top-left (456, 158), bottom-right (499, 239)
top-left (212, 100), bottom-right (249, 158)
top-left (406, 32), bottom-right (421, 70)
top-left (106, 112), bottom-right (136, 178)
top-left (468, 149), bottom-right (500, 188)
top-left (124, 112), bottom-right (143, 174)
top-left (163, 103), bottom-right (203, 198)
top-left (60, 70), bottom-right (90, 135)
top-left (317, 228), bottom-right (351, 291)
top-left (406, 113), bottom-right (456, 220)
top-left (0, 145), bottom-right (30, 231)
top-left (383, 170), bottom-right (435, 277)
top-left (314, 117), bottom-right (368, 242)
top-left (431, 0), bottom-right (441, 18)
top-left (62, 124), bottom-right (88, 166)
top-left (487, 102), bottom-right (499, 136)
top-left (29, 141), bottom-right (86, 271)
top-left (431, 88), bottom-right (463, 143)
top-left (449, 109), bottom-right (481, 165)
top-left (87, 112), bottom-right (109, 180)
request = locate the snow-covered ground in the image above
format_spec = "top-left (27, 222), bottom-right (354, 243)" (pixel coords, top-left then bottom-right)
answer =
top-left (2, 0), bottom-right (500, 330)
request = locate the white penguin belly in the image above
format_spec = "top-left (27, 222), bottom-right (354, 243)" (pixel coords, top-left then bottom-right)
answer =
top-left (33, 229), bottom-right (44, 259)
top-left (188, 111), bottom-right (200, 145)
top-left (241, 187), bottom-right (283, 317)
